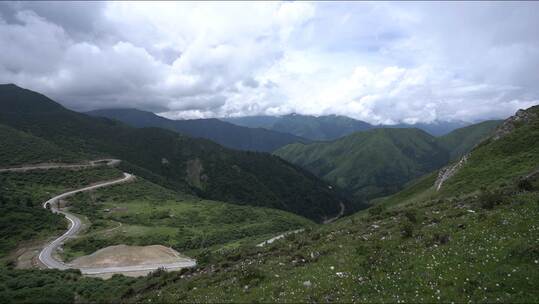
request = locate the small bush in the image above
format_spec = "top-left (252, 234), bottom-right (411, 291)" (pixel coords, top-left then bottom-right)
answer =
top-left (517, 179), bottom-right (533, 192)
top-left (404, 210), bottom-right (417, 223)
top-left (368, 204), bottom-right (385, 216)
top-left (433, 232), bottom-right (450, 245)
top-left (400, 222), bottom-right (414, 238)
top-left (238, 266), bottom-right (266, 287)
top-left (479, 191), bottom-right (502, 209)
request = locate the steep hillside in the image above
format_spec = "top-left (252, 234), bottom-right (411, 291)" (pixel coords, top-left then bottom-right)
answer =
top-left (0, 165), bottom-right (314, 303)
top-left (439, 106), bottom-right (539, 195)
top-left (438, 120), bottom-right (502, 159)
top-left (87, 108), bottom-right (308, 152)
top-left (0, 123), bottom-right (82, 166)
top-left (125, 106), bottom-right (539, 304)
top-left (0, 84), bottom-right (348, 222)
top-left (380, 105), bottom-right (538, 207)
top-left (274, 120), bottom-right (504, 201)
top-left (275, 128), bottom-right (449, 200)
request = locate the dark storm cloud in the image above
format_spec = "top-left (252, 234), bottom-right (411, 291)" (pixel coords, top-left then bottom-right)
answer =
top-left (0, 2), bottom-right (537, 122)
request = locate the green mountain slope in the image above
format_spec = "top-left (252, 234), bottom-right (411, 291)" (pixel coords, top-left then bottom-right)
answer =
top-left (438, 120), bottom-right (502, 160)
top-left (274, 128), bottom-right (449, 200)
top-left (440, 106), bottom-right (539, 196)
top-left (274, 120), bottom-right (502, 201)
top-left (87, 108), bottom-right (308, 152)
top-left (0, 84), bottom-right (348, 222)
top-left (62, 177), bottom-right (314, 261)
top-left (378, 105), bottom-right (538, 207)
top-left (0, 123), bottom-right (82, 166)
top-left (0, 166), bottom-right (313, 303)
top-left (124, 105), bottom-right (539, 303)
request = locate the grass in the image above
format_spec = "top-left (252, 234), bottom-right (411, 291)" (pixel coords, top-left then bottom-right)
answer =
top-left (0, 123), bottom-right (82, 167)
top-left (125, 110), bottom-right (539, 302)
top-left (274, 128), bottom-right (449, 200)
top-left (61, 178), bottom-right (314, 261)
top-left (374, 171), bottom-right (438, 208)
top-left (441, 111), bottom-right (539, 196)
top-left (0, 167), bottom-right (124, 258)
top-left (129, 185), bottom-right (539, 303)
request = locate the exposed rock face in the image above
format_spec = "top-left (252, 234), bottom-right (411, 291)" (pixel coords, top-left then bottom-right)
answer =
top-left (491, 107), bottom-right (538, 141)
top-left (434, 106), bottom-right (537, 191)
top-left (435, 154), bottom-right (468, 191)
top-left (186, 158), bottom-right (206, 189)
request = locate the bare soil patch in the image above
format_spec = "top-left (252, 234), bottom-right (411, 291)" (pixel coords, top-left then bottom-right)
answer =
top-left (69, 244), bottom-right (189, 268)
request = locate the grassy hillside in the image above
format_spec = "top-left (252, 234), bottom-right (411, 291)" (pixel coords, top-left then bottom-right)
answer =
top-left (275, 128), bottom-right (449, 200)
top-left (438, 120), bottom-right (502, 160)
top-left (61, 178), bottom-right (314, 261)
top-left (0, 167), bottom-right (123, 257)
top-left (130, 190), bottom-right (539, 303)
top-left (123, 106), bottom-right (539, 303)
top-left (0, 124), bottom-right (82, 166)
top-left (0, 164), bottom-right (311, 303)
top-left (87, 108), bottom-right (309, 153)
top-left (0, 84), bottom-right (348, 222)
top-left (274, 121), bottom-right (502, 201)
top-left (440, 107), bottom-right (539, 196)
top-left (0, 100), bottom-right (536, 303)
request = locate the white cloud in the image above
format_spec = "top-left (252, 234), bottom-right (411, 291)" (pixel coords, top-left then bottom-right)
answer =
top-left (0, 1), bottom-right (538, 122)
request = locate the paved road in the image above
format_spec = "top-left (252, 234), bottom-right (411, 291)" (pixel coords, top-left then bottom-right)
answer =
top-left (256, 229), bottom-right (305, 247)
top-left (38, 172), bottom-right (135, 271)
top-left (0, 159), bottom-right (121, 173)
top-left (323, 202), bottom-right (345, 224)
top-left (257, 202), bottom-right (345, 247)
top-left (0, 159), bottom-right (198, 275)
top-left (38, 171), bottom-right (197, 274)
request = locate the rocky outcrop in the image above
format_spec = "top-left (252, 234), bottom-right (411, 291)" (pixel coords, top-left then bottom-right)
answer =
top-left (186, 158), bottom-right (206, 189)
top-left (491, 107), bottom-right (538, 141)
top-left (435, 106), bottom-right (537, 191)
top-left (434, 154), bottom-right (468, 191)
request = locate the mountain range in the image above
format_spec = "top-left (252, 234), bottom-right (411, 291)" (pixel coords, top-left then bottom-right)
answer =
top-left (274, 120), bottom-right (501, 200)
top-left (1, 83), bottom-right (537, 303)
top-left (86, 109), bottom-right (309, 153)
top-left (222, 113), bottom-right (472, 140)
top-left (0, 84), bottom-right (350, 222)
top-left (130, 104), bottom-right (539, 302)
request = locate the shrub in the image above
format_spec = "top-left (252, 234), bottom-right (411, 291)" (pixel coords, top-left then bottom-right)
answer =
top-left (238, 266), bottom-right (266, 287)
top-left (400, 222), bottom-right (414, 238)
top-left (479, 191), bottom-right (502, 209)
top-left (517, 178), bottom-right (533, 192)
top-left (368, 204), bottom-right (385, 217)
top-left (433, 232), bottom-right (450, 245)
top-left (404, 210), bottom-right (417, 223)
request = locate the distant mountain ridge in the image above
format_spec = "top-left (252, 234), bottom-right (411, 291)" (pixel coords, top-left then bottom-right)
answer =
top-left (0, 84), bottom-right (352, 222)
top-left (274, 120), bottom-right (501, 201)
top-left (223, 114), bottom-right (373, 141)
top-left (86, 108), bottom-right (309, 152)
top-left (222, 113), bottom-right (475, 140)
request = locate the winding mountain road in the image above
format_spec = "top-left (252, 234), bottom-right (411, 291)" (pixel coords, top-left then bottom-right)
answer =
top-left (4, 159), bottom-right (196, 275)
top-left (38, 172), bottom-right (135, 271)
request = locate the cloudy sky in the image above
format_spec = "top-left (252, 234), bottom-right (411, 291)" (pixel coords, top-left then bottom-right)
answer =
top-left (1, 1), bottom-right (538, 124)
